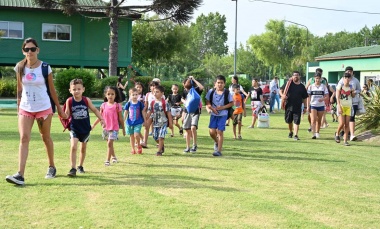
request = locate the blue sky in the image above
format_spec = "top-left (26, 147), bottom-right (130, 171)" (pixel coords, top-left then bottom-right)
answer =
top-left (123, 0), bottom-right (380, 48)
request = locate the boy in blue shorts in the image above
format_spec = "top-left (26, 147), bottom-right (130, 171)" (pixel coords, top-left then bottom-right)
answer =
top-left (206, 75), bottom-right (233, 156)
top-left (124, 88), bottom-right (146, 154)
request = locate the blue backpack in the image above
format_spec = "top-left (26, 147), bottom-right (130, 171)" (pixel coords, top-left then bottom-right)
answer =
top-left (185, 80), bottom-right (201, 113)
top-left (41, 62), bottom-right (56, 113)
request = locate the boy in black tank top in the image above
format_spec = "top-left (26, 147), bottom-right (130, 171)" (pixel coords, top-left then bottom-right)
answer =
top-left (64, 79), bottom-right (104, 177)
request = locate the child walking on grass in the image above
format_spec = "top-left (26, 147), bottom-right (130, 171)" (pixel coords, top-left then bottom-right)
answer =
top-left (167, 84), bottom-right (183, 137)
top-left (65, 79), bottom-right (105, 176)
top-left (231, 84), bottom-right (246, 139)
top-left (206, 75), bottom-right (233, 156)
top-left (124, 88), bottom-right (146, 154)
top-left (146, 85), bottom-right (172, 156)
top-left (93, 86), bottom-right (125, 165)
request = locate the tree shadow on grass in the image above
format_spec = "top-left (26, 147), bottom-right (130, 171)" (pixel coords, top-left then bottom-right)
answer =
top-left (125, 162), bottom-right (230, 171)
top-left (170, 149), bottom-right (346, 163)
top-left (24, 173), bottom-right (241, 192)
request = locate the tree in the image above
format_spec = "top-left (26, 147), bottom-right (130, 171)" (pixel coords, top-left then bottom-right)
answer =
top-left (34, 0), bottom-right (202, 76)
top-left (132, 15), bottom-right (189, 78)
top-left (190, 12), bottom-right (228, 60)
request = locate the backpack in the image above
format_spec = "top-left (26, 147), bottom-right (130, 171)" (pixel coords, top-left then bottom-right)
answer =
top-left (209, 89), bottom-right (234, 119)
top-left (185, 81), bottom-right (201, 113)
top-left (41, 62), bottom-right (56, 113)
top-left (150, 98), bottom-right (168, 118)
top-left (60, 96), bottom-right (88, 132)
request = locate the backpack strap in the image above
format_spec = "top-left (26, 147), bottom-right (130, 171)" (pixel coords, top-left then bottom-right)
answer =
top-left (223, 89), bottom-right (230, 105)
top-left (41, 62), bottom-right (56, 113)
top-left (67, 97), bottom-right (73, 114)
top-left (209, 89), bottom-right (216, 104)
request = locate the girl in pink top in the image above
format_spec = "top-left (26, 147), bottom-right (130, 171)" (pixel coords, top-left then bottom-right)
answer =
top-left (93, 86), bottom-right (125, 166)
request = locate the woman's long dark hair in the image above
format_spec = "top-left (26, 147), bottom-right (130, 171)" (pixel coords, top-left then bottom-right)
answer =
top-left (17, 38), bottom-right (39, 77)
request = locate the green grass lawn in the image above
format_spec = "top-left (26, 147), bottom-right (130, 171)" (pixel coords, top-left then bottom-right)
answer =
top-left (0, 109), bottom-right (379, 228)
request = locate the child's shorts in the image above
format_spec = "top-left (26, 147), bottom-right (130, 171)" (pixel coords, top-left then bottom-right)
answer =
top-left (102, 129), bottom-right (119, 140)
top-left (153, 123), bottom-right (167, 140)
top-left (233, 113), bottom-right (243, 125)
top-left (251, 101), bottom-right (262, 117)
top-left (183, 113), bottom-right (200, 130)
top-left (70, 130), bottom-right (90, 143)
top-left (339, 106), bottom-right (352, 116)
top-left (208, 115), bottom-right (228, 131)
top-left (126, 124), bottom-right (143, 135)
top-left (170, 107), bottom-right (182, 120)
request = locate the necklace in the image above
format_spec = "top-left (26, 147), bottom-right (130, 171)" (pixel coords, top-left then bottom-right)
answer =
top-left (28, 60), bottom-right (39, 69)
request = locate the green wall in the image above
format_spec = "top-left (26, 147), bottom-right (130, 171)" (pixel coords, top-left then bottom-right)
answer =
top-left (0, 9), bottom-right (132, 68)
top-left (308, 57), bottom-right (380, 84)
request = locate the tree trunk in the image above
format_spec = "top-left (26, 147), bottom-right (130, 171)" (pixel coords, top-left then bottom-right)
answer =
top-left (109, 0), bottom-right (119, 77)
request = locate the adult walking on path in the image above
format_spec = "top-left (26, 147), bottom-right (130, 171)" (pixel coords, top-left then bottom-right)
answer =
top-left (6, 38), bottom-right (67, 185)
top-left (279, 71), bottom-right (308, 141)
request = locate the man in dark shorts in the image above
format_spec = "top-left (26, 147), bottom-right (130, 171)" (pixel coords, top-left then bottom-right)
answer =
top-left (280, 71), bottom-right (308, 140)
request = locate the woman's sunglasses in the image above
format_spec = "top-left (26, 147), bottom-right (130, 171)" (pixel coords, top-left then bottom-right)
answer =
top-left (23, 47), bottom-right (37, 52)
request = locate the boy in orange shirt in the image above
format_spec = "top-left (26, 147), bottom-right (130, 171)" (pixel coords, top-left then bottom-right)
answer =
top-left (231, 84), bottom-right (246, 139)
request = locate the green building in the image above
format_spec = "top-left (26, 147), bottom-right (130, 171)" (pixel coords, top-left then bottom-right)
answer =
top-left (307, 46), bottom-right (380, 86)
top-left (0, 0), bottom-right (138, 72)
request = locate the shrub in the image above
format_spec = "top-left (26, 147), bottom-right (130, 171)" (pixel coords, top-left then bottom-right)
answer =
top-left (0, 77), bottom-right (17, 97)
top-left (55, 68), bottom-right (96, 103)
top-left (91, 78), bottom-right (103, 98)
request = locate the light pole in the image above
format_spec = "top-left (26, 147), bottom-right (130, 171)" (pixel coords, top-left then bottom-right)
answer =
top-left (284, 20), bottom-right (309, 46)
top-left (232, 0), bottom-right (238, 76)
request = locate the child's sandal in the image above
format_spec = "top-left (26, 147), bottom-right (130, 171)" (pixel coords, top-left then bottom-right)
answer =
top-left (137, 146), bottom-right (143, 154)
top-left (131, 150), bottom-right (136, 155)
top-left (112, 157), bottom-right (118, 163)
top-left (104, 161), bottom-right (110, 166)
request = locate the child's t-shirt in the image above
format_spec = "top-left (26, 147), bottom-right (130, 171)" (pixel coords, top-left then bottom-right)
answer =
top-left (337, 85), bottom-right (353, 107)
top-left (148, 98), bottom-right (169, 127)
top-left (101, 102), bottom-right (122, 131)
top-left (71, 97), bottom-right (91, 134)
top-left (233, 93), bottom-right (244, 114)
top-left (206, 89), bottom-right (233, 117)
top-left (249, 86), bottom-right (263, 101)
top-left (307, 84), bottom-right (328, 107)
top-left (124, 101), bottom-right (144, 126)
top-left (168, 94), bottom-right (182, 108)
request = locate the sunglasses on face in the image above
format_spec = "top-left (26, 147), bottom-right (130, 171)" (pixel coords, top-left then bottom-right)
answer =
top-left (23, 47), bottom-right (37, 52)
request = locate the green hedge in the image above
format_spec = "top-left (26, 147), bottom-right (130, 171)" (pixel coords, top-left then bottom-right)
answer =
top-left (130, 76), bottom-right (184, 97)
top-left (54, 68), bottom-right (96, 103)
top-left (0, 77), bottom-right (17, 97)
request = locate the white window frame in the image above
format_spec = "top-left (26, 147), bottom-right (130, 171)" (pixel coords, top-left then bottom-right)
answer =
top-left (0, 21), bottom-right (24, 39)
top-left (42, 23), bottom-right (71, 42)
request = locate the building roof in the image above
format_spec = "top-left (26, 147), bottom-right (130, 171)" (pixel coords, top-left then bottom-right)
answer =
top-left (0, 0), bottom-right (141, 18)
top-left (315, 45), bottom-right (380, 61)
top-left (0, 0), bottom-right (106, 8)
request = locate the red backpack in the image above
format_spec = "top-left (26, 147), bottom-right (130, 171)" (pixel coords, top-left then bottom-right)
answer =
top-left (59, 96), bottom-right (88, 132)
top-left (150, 98), bottom-right (167, 118)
